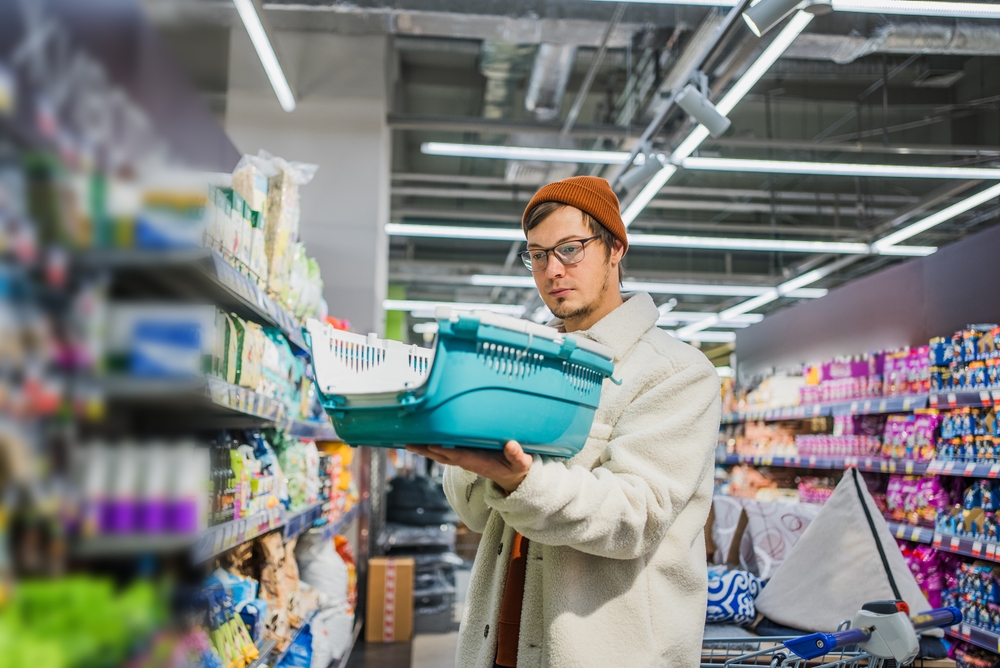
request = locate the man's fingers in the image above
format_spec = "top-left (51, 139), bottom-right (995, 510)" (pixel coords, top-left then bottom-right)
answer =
top-left (504, 440), bottom-right (532, 472)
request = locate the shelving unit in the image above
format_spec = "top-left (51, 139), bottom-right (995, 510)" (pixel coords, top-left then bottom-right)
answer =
top-left (248, 639), bottom-right (278, 668)
top-left (83, 374), bottom-right (338, 439)
top-left (931, 531), bottom-right (1000, 563)
top-left (887, 521), bottom-right (935, 544)
top-left (946, 623), bottom-right (1000, 655)
top-left (270, 609), bottom-right (320, 668)
top-left (718, 454), bottom-right (929, 474)
top-left (76, 248), bottom-right (307, 351)
top-left (721, 394), bottom-right (928, 424)
top-left (929, 390), bottom-right (1000, 410)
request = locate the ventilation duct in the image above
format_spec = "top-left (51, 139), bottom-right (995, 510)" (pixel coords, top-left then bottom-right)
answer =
top-left (783, 22), bottom-right (1000, 64)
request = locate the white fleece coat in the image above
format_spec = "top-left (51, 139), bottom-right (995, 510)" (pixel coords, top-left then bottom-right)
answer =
top-left (443, 292), bottom-right (722, 668)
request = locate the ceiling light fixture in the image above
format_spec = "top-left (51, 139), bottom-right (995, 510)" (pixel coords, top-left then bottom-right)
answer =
top-left (420, 142), bottom-right (633, 165)
top-left (468, 274), bottom-right (828, 298)
top-left (742, 0), bottom-right (805, 37)
top-left (627, 11), bottom-right (815, 227)
top-left (675, 84), bottom-right (732, 137)
top-left (667, 330), bottom-right (738, 343)
top-left (232, 0), bottom-right (296, 112)
top-left (387, 223), bottom-right (935, 257)
top-left (873, 182), bottom-right (1000, 251)
top-left (383, 299), bottom-right (526, 318)
top-left (658, 312), bottom-right (764, 326)
top-left (680, 156), bottom-right (1000, 180)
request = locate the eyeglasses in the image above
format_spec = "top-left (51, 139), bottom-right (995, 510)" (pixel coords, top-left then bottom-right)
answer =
top-left (518, 236), bottom-right (601, 272)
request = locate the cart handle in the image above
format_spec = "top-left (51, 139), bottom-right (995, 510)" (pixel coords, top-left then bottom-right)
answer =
top-left (782, 607), bottom-right (962, 661)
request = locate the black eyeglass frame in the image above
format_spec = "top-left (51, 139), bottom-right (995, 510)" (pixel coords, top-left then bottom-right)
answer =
top-left (518, 235), bottom-right (602, 272)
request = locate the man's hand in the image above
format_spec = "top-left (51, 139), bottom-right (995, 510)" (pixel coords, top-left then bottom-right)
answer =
top-left (406, 441), bottom-right (532, 494)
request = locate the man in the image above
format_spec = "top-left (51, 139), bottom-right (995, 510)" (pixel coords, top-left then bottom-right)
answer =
top-left (407, 176), bottom-right (721, 668)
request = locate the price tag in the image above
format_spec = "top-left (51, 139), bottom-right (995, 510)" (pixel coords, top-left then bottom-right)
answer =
top-left (948, 392), bottom-right (958, 407)
top-left (929, 394), bottom-right (939, 408)
top-left (880, 461), bottom-right (889, 472)
top-left (966, 463), bottom-right (979, 476)
top-left (951, 536), bottom-right (961, 551)
top-left (902, 397), bottom-right (912, 411)
top-left (813, 405), bottom-right (821, 417)
top-left (933, 533), bottom-right (943, 547)
top-left (895, 524), bottom-right (906, 539)
top-left (988, 544), bottom-right (997, 559)
top-left (982, 391), bottom-right (993, 406)
top-left (974, 541), bottom-right (983, 557)
top-left (905, 461), bottom-right (914, 474)
top-left (944, 461), bottom-right (956, 474)
top-left (990, 464), bottom-right (1000, 478)
top-left (212, 527), bottom-right (224, 555)
top-left (809, 457), bottom-right (817, 467)
top-left (879, 400), bottom-right (888, 413)
top-left (910, 528), bottom-right (922, 542)
top-left (850, 402), bottom-right (859, 415)
top-left (993, 391), bottom-right (1000, 404)
top-left (962, 624), bottom-right (971, 638)
top-left (863, 401), bottom-right (872, 414)
top-left (927, 460), bottom-right (942, 473)
top-left (888, 461), bottom-right (897, 473)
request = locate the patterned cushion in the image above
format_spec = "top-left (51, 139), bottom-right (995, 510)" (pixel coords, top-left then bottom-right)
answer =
top-left (706, 567), bottom-right (765, 624)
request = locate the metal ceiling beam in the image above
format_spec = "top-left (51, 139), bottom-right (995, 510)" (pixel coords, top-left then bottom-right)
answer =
top-left (387, 113), bottom-right (647, 139)
top-left (391, 186), bottom-right (897, 217)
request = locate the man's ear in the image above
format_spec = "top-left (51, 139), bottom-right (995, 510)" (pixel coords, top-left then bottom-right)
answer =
top-left (610, 238), bottom-right (626, 266)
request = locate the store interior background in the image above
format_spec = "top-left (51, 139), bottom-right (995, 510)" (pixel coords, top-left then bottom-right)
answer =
top-left (7, 0), bottom-right (1000, 666)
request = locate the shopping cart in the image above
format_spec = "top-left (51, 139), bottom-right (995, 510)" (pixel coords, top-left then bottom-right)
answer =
top-left (701, 602), bottom-right (961, 667)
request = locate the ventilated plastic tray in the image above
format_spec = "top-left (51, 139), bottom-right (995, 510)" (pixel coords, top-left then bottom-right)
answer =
top-left (306, 308), bottom-right (616, 457)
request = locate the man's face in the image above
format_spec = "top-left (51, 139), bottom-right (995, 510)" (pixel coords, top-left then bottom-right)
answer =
top-left (525, 206), bottom-right (620, 322)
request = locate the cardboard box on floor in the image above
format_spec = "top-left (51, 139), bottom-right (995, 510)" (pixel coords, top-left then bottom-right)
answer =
top-left (366, 557), bottom-right (414, 643)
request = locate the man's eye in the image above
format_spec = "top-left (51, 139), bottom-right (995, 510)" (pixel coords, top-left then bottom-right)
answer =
top-left (559, 244), bottom-right (581, 254)
top-left (530, 252), bottom-right (547, 260)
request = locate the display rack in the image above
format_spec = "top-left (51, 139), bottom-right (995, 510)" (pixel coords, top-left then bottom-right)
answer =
top-left (946, 623), bottom-right (1000, 655)
top-left (926, 460), bottom-right (1000, 478)
top-left (721, 395), bottom-right (928, 424)
top-left (76, 248), bottom-right (307, 351)
top-left (931, 531), bottom-right (1000, 563)
top-left (248, 639), bottom-right (278, 668)
top-left (717, 454), bottom-right (929, 474)
top-left (85, 375), bottom-right (338, 439)
top-left (887, 521), bottom-right (935, 544)
top-left (269, 609), bottom-right (320, 668)
top-left (929, 390), bottom-right (1000, 410)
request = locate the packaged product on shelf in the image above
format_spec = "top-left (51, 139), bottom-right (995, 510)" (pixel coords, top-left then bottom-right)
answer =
top-left (232, 153), bottom-right (270, 213)
top-left (885, 474), bottom-right (949, 527)
top-left (262, 152), bottom-right (317, 304)
top-left (797, 477), bottom-right (836, 505)
top-left (257, 531), bottom-right (293, 649)
top-left (105, 303), bottom-right (219, 377)
top-left (898, 542), bottom-right (946, 607)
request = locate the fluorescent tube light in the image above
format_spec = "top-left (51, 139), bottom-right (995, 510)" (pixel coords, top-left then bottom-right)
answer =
top-left (388, 224), bottom-right (934, 257)
top-left (421, 142), bottom-right (632, 165)
top-left (667, 330), bottom-right (738, 343)
top-left (468, 274), bottom-right (828, 298)
top-left (383, 299), bottom-right (526, 318)
top-left (232, 0), bottom-right (296, 112)
top-left (681, 157), bottom-right (1000, 180)
top-left (585, 0), bottom-right (1000, 19)
top-left (831, 0), bottom-right (1000, 18)
top-left (658, 312), bottom-right (764, 327)
top-left (622, 165), bottom-right (678, 226)
top-left (874, 182), bottom-right (1000, 251)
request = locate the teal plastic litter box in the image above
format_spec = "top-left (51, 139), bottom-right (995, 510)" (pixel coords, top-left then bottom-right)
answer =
top-left (305, 307), bottom-right (616, 458)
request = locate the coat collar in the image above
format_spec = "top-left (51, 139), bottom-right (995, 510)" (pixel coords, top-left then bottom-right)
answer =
top-left (551, 292), bottom-right (659, 362)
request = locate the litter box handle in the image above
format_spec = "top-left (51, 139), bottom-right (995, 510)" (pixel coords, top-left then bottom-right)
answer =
top-left (556, 337), bottom-right (577, 360)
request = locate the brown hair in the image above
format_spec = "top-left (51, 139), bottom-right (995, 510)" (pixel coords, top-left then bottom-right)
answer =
top-left (523, 202), bottom-right (624, 284)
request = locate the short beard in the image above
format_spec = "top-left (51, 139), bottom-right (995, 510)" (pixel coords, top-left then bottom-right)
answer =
top-left (549, 271), bottom-right (610, 323)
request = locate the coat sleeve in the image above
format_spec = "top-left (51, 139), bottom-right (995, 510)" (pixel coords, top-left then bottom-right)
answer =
top-left (443, 465), bottom-right (493, 533)
top-left (482, 357), bottom-right (721, 560)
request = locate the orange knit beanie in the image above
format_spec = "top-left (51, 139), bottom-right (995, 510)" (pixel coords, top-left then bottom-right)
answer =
top-left (522, 176), bottom-right (628, 252)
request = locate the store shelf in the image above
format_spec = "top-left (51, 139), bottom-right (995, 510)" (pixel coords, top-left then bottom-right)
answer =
top-left (887, 522), bottom-right (935, 544)
top-left (929, 390), bottom-right (1000, 410)
top-left (718, 454), bottom-right (929, 474)
top-left (75, 248), bottom-right (308, 352)
top-left (313, 505), bottom-right (361, 544)
top-left (283, 501), bottom-right (325, 542)
top-left (721, 395), bottom-right (928, 424)
top-left (248, 639), bottom-right (278, 668)
top-left (193, 506), bottom-right (284, 564)
top-left (946, 623), bottom-right (1000, 655)
top-left (926, 460), bottom-right (1000, 478)
top-left (86, 374), bottom-right (338, 438)
top-left (271, 609), bottom-right (319, 668)
top-left (932, 531), bottom-right (1000, 563)
top-left (72, 533), bottom-right (198, 558)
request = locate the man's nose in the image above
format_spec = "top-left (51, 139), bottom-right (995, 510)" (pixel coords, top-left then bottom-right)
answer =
top-left (544, 253), bottom-right (566, 279)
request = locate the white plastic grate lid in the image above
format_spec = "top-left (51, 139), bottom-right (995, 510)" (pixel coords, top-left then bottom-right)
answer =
top-left (434, 306), bottom-right (615, 362)
top-left (306, 319), bottom-right (433, 395)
